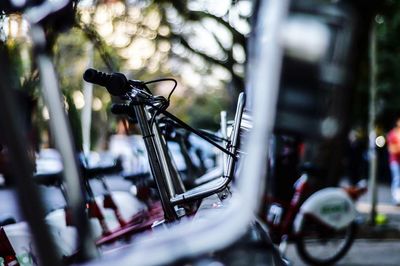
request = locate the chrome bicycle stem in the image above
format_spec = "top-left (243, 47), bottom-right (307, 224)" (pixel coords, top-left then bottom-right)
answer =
top-left (132, 104), bottom-right (178, 221)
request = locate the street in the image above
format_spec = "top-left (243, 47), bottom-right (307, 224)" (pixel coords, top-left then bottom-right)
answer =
top-left (286, 239), bottom-right (400, 266)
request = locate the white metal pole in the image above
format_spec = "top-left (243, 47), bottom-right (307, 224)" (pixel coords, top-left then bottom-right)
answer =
top-left (82, 42), bottom-right (94, 156)
top-left (368, 23), bottom-right (378, 225)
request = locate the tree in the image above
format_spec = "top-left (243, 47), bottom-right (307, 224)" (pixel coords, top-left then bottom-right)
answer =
top-left (375, 1), bottom-right (400, 130)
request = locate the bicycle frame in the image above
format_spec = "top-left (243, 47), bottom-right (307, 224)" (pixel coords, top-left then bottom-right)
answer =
top-left (170, 93), bottom-right (245, 205)
top-left (266, 174), bottom-right (312, 242)
top-left (118, 87), bottom-right (245, 209)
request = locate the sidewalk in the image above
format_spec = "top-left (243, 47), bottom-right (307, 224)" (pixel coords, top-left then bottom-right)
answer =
top-left (356, 182), bottom-right (400, 239)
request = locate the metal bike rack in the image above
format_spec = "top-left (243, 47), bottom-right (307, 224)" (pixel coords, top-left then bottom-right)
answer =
top-left (0, 49), bottom-right (63, 266)
top-left (170, 92), bottom-right (245, 205)
top-left (0, 0), bottom-right (97, 265)
top-left (33, 36), bottom-right (98, 261)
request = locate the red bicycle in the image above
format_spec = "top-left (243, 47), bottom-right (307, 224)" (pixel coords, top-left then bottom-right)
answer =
top-left (265, 166), bottom-right (367, 265)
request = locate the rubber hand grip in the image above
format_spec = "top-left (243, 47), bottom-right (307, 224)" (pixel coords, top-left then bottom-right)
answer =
top-left (83, 68), bottom-right (129, 96)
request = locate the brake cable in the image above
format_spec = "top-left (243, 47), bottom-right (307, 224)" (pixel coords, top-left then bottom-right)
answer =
top-left (146, 103), bottom-right (235, 158)
top-left (126, 78), bottom-right (236, 158)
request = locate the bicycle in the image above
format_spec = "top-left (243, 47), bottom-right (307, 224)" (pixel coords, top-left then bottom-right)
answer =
top-left (83, 68), bottom-right (245, 207)
top-left (0, 66), bottom-right (246, 265)
top-left (265, 163), bottom-right (367, 265)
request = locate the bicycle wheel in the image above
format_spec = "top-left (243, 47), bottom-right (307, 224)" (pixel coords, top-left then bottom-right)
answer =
top-left (295, 217), bottom-right (356, 265)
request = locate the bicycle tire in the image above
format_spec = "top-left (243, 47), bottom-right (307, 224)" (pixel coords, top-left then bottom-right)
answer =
top-left (295, 217), bottom-right (356, 265)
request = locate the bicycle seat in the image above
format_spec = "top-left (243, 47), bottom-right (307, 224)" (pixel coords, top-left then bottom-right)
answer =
top-left (0, 214), bottom-right (16, 226)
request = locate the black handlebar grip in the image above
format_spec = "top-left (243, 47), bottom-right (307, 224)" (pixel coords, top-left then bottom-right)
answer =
top-left (110, 103), bottom-right (131, 115)
top-left (83, 68), bottom-right (129, 96)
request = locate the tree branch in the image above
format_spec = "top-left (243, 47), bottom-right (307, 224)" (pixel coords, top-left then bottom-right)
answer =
top-left (170, 33), bottom-right (225, 68)
top-left (76, 22), bottom-right (118, 71)
top-left (165, 2), bottom-right (246, 48)
top-left (170, 33), bottom-right (243, 91)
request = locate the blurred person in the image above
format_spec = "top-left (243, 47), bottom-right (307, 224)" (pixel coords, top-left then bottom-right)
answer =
top-left (108, 118), bottom-right (149, 175)
top-left (269, 134), bottom-right (302, 203)
top-left (387, 117), bottom-right (400, 204)
top-left (347, 127), bottom-right (367, 185)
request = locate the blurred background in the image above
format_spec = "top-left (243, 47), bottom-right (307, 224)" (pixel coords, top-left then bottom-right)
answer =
top-left (0, 3), bottom-right (253, 261)
top-left (0, 0), bottom-right (251, 152)
top-left (0, 0), bottom-right (400, 172)
top-left (0, 0), bottom-right (400, 161)
top-left (0, 0), bottom-right (400, 182)
top-left (1, 1), bottom-right (400, 265)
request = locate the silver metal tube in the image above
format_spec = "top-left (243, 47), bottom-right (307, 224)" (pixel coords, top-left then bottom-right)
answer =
top-left (171, 178), bottom-right (228, 205)
top-left (19, 0), bottom-right (98, 260)
top-left (133, 104), bottom-right (177, 221)
top-left (368, 24), bottom-right (378, 225)
top-left (220, 111), bottom-right (228, 175)
top-left (34, 29), bottom-right (98, 260)
top-left (152, 122), bottom-right (177, 197)
top-left (194, 165), bottom-right (224, 185)
top-left (164, 139), bottom-right (186, 194)
top-left (225, 93), bottom-right (245, 178)
top-left (0, 46), bottom-right (62, 266)
top-left (82, 42), bottom-right (94, 157)
top-left (170, 93), bottom-right (245, 205)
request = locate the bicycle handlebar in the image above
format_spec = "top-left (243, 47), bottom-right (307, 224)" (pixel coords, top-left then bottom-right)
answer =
top-left (83, 68), bottom-right (129, 96)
